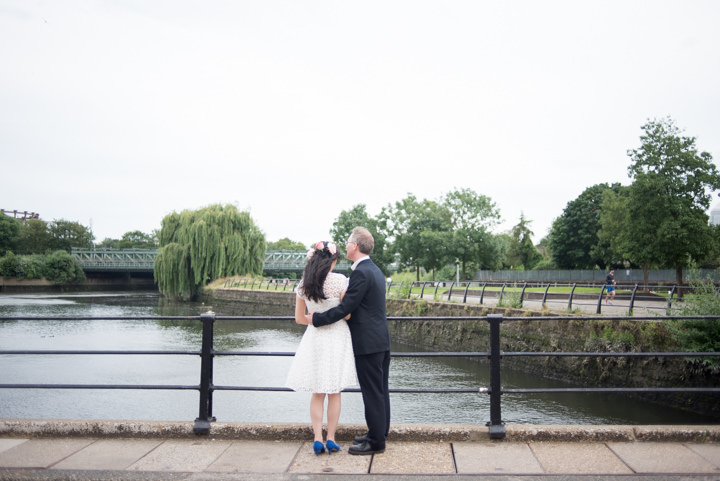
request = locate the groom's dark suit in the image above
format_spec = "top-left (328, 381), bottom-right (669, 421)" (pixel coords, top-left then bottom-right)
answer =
top-left (312, 258), bottom-right (391, 450)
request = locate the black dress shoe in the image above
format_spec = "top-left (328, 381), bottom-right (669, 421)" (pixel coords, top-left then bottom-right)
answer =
top-left (348, 441), bottom-right (385, 456)
top-left (353, 434), bottom-right (368, 445)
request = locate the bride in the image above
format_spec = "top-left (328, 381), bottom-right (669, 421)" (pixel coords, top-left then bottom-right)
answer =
top-left (285, 241), bottom-right (357, 455)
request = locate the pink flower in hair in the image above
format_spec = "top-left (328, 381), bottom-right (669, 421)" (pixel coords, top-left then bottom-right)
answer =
top-left (315, 241), bottom-right (324, 250)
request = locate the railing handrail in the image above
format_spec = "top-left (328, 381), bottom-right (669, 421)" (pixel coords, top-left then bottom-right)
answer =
top-left (1, 313), bottom-right (718, 438)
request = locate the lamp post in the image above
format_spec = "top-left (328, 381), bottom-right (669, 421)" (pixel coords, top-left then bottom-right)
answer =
top-left (456, 258), bottom-right (460, 284)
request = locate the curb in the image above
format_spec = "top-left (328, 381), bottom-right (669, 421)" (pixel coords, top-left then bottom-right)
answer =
top-left (1, 419), bottom-right (719, 443)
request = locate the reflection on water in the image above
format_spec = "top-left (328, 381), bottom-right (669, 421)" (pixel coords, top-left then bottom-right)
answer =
top-left (0, 291), bottom-right (716, 425)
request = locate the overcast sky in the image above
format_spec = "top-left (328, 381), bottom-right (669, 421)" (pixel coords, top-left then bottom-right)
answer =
top-left (2, 1), bottom-right (719, 247)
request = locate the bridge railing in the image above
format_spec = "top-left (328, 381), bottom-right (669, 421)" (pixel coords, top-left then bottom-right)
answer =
top-left (1, 313), bottom-right (718, 438)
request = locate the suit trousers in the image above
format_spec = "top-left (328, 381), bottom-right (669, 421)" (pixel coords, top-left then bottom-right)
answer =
top-left (354, 350), bottom-right (391, 449)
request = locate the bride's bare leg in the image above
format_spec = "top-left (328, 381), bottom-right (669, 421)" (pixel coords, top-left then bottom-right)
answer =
top-left (310, 393), bottom-right (326, 442)
top-left (326, 393), bottom-right (341, 442)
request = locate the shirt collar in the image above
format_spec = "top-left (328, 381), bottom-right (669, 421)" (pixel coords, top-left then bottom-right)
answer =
top-left (351, 255), bottom-right (370, 271)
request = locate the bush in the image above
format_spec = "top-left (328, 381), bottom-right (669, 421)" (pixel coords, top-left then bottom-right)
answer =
top-left (667, 279), bottom-right (720, 371)
top-left (42, 250), bottom-right (86, 283)
top-left (0, 251), bottom-right (19, 278)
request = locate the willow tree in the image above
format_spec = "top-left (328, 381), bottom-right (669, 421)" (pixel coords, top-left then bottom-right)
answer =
top-left (154, 204), bottom-right (265, 300)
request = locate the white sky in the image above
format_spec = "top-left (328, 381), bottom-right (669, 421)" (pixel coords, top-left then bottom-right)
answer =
top-left (2, 1), bottom-right (719, 247)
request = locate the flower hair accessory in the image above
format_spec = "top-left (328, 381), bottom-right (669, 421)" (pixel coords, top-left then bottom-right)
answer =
top-left (307, 241), bottom-right (338, 259)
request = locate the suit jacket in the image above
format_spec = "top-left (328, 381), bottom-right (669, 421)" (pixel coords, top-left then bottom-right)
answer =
top-left (312, 259), bottom-right (390, 356)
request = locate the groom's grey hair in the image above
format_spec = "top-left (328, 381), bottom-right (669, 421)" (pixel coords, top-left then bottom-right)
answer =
top-left (351, 226), bottom-right (374, 255)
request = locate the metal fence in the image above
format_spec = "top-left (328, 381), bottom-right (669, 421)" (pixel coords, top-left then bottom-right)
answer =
top-left (223, 277), bottom-right (710, 316)
top-left (1, 312), bottom-right (718, 439)
top-left (474, 268), bottom-right (720, 283)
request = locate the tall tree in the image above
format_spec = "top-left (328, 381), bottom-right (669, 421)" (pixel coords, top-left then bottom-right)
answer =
top-left (0, 214), bottom-right (21, 256)
top-left (331, 204), bottom-right (393, 275)
top-left (266, 238), bottom-right (307, 250)
top-left (506, 213), bottom-right (542, 269)
top-left (442, 188), bottom-right (501, 279)
top-left (118, 230), bottom-right (158, 249)
top-left (154, 204), bottom-right (265, 300)
top-left (549, 183), bottom-right (621, 269)
top-left (18, 219), bottom-right (51, 254)
top-left (47, 219), bottom-right (94, 252)
top-left (626, 117), bottom-right (720, 287)
top-left (383, 195), bottom-right (453, 280)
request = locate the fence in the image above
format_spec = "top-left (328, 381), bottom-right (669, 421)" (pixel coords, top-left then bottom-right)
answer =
top-left (474, 268), bottom-right (720, 283)
top-left (222, 277), bottom-right (710, 316)
top-left (1, 313), bottom-right (718, 439)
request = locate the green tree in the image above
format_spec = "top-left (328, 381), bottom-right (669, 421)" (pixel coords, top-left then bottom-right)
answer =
top-left (505, 212), bottom-right (542, 269)
top-left (154, 204), bottom-right (266, 300)
top-left (18, 219), bottom-right (51, 254)
top-left (266, 238), bottom-right (307, 250)
top-left (331, 204), bottom-right (394, 275)
top-left (442, 187), bottom-right (501, 279)
top-left (550, 183), bottom-right (621, 269)
top-left (0, 214), bottom-right (21, 256)
top-left (599, 184), bottom-right (659, 286)
top-left (384, 195), bottom-right (453, 280)
top-left (48, 219), bottom-right (94, 252)
top-left (626, 117), bottom-right (720, 287)
top-left (118, 230), bottom-right (158, 249)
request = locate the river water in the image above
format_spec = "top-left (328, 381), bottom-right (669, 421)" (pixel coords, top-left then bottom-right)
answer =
top-left (0, 291), bottom-right (715, 426)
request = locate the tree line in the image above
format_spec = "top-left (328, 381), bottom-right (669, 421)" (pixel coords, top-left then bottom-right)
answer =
top-left (2, 117), bottom-right (717, 296)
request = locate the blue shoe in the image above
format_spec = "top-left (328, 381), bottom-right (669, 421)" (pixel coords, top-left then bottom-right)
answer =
top-left (313, 441), bottom-right (326, 456)
top-left (326, 440), bottom-right (340, 454)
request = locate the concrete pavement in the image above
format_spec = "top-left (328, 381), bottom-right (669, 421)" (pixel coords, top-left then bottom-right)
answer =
top-left (1, 420), bottom-right (719, 480)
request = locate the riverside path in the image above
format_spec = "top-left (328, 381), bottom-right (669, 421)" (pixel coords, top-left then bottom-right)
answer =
top-left (1, 420), bottom-right (719, 480)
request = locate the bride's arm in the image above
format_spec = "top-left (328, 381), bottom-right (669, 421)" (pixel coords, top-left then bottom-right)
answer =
top-left (295, 297), bottom-right (310, 325)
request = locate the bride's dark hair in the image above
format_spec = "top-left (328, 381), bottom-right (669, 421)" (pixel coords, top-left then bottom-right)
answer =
top-left (301, 241), bottom-right (343, 303)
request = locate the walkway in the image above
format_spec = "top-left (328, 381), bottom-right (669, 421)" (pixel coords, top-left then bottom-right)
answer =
top-left (1, 421), bottom-right (719, 480)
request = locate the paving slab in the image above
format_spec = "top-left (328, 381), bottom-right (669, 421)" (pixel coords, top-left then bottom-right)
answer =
top-left (529, 441), bottom-right (633, 474)
top-left (0, 438), bottom-right (94, 469)
top-left (126, 439), bottom-right (231, 472)
top-left (52, 439), bottom-right (163, 471)
top-left (370, 441), bottom-right (455, 474)
top-left (207, 440), bottom-right (301, 473)
top-left (0, 439), bottom-right (27, 455)
top-left (287, 441), bottom-right (369, 474)
top-left (453, 441), bottom-right (544, 474)
top-left (608, 442), bottom-right (720, 474)
top-left (686, 443), bottom-right (720, 469)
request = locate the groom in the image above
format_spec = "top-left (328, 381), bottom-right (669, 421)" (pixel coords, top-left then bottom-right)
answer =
top-left (305, 226), bottom-right (391, 455)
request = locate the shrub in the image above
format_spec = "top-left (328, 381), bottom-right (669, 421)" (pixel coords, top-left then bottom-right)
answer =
top-left (0, 251), bottom-right (19, 278)
top-left (43, 250), bottom-right (86, 283)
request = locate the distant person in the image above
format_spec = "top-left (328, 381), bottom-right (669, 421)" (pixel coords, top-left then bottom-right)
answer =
top-left (605, 268), bottom-right (616, 304)
top-left (285, 241), bottom-right (357, 456)
top-left (305, 227), bottom-right (391, 456)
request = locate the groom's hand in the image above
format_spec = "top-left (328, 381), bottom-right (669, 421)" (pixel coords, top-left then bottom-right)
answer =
top-left (304, 312), bottom-right (314, 326)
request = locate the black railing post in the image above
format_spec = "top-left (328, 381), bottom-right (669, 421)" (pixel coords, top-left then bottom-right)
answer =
top-left (542, 284), bottom-right (550, 307)
top-left (519, 282), bottom-right (527, 307)
top-left (596, 285), bottom-right (605, 314)
top-left (194, 311), bottom-right (216, 434)
top-left (486, 314), bottom-right (505, 439)
top-left (628, 284), bottom-right (639, 316)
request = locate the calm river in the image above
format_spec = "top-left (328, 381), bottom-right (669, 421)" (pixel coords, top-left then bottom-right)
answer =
top-left (0, 291), bottom-right (715, 426)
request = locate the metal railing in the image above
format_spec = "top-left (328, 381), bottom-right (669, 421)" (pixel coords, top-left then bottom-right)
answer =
top-left (223, 278), bottom-right (709, 316)
top-left (1, 313), bottom-right (718, 439)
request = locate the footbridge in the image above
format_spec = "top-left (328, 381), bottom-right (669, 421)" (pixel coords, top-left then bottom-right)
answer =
top-left (71, 248), bottom-right (349, 275)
